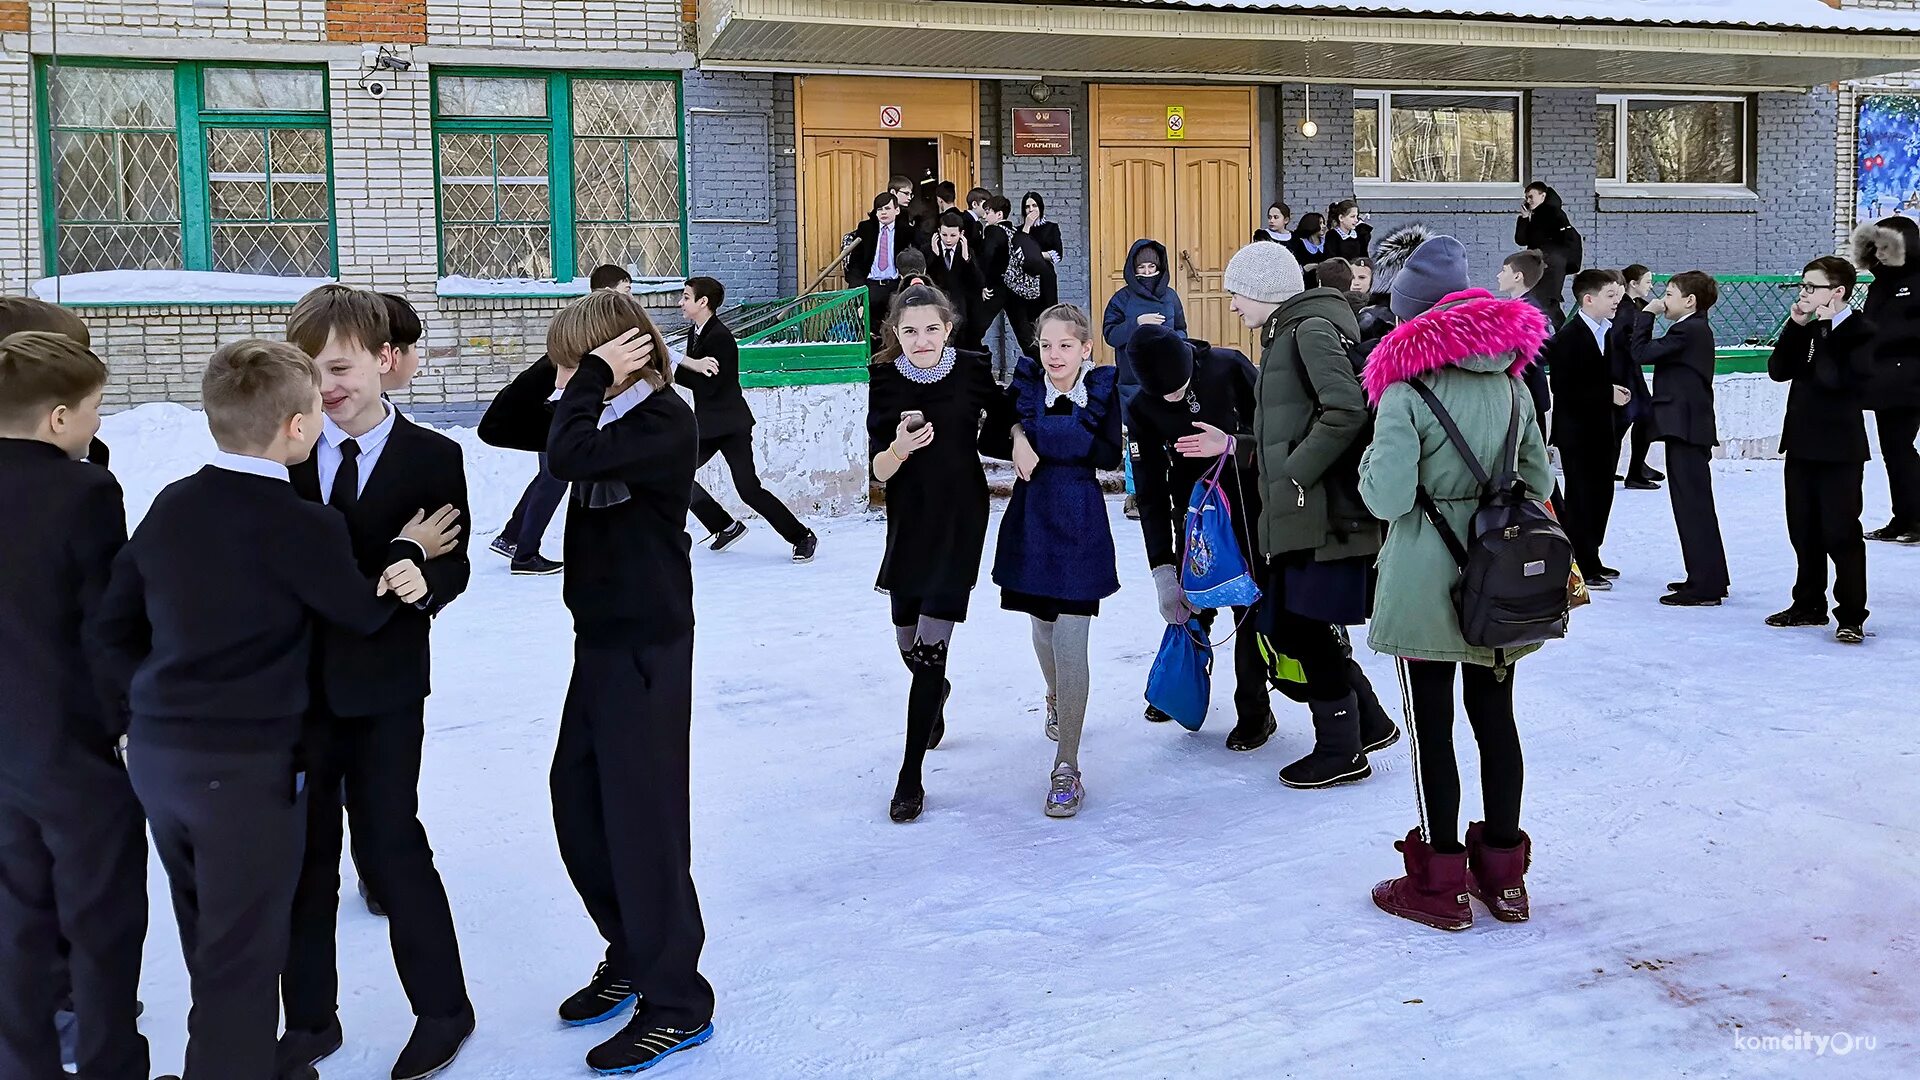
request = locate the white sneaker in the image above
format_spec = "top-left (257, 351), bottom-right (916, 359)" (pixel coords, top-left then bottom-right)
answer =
top-left (1045, 762), bottom-right (1083, 818)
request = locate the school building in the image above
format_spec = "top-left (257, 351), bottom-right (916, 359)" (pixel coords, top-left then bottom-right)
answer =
top-left (3, 0), bottom-right (1919, 503)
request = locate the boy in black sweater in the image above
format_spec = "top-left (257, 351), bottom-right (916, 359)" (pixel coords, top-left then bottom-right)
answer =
top-left (88, 340), bottom-right (428, 1080)
top-left (478, 291), bottom-right (715, 1075)
top-left (676, 276), bottom-right (818, 561)
top-left (278, 286), bottom-right (475, 1080)
top-left (0, 331), bottom-right (149, 1080)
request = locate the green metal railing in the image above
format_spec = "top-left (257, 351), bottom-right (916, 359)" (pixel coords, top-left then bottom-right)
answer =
top-left (1651, 274), bottom-right (1872, 373)
top-left (736, 286), bottom-right (871, 387)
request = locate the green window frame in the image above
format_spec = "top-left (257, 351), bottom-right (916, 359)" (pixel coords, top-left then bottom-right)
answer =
top-left (431, 69), bottom-right (687, 284)
top-left (36, 59), bottom-right (338, 279)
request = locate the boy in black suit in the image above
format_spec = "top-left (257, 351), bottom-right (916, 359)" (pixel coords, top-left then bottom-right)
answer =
top-left (278, 286), bottom-right (475, 1080)
top-left (0, 331), bottom-right (149, 1080)
top-left (675, 276), bottom-right (818, 562)
top-left (478, 291), bottom-right (715, 1075)
top-left (1633, 270), bottom-right (1731, 606)
top-left (926, 209), bottom-right (980, 340)
top-left (88, 340), bottom-right (428, 1080)
top-left (1767, 257), bottom-right (1874, 642)
top-left (1498, 249), bottom-right (1560, 434)
top-left (1545, 269), bottom-right (1630, 587)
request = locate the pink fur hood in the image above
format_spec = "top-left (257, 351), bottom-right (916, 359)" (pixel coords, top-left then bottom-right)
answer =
top-left (1362, 288), bottom-right (1549, 405)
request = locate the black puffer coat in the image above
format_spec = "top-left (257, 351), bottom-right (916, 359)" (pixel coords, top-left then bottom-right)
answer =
top-left (1854, 217), bottom-right (1920, 409)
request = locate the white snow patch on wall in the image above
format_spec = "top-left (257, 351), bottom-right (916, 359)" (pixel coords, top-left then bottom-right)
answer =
top-left (436, 275), bottom-right (687, 299)
top-left (32, 270), bottom-right (335, 305)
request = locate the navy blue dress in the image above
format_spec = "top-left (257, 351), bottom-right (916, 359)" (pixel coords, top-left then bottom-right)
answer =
top-left (991, 358), bottom-right (1124, 619)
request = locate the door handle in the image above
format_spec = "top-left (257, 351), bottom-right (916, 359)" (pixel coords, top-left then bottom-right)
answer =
top-left (1180, 249), bottom-right (1200, 279)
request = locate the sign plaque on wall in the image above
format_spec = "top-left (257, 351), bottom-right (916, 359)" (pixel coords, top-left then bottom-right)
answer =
top-left (1012, 108), bottom-right (1073, 156)
top-left (1166, 106), bottom-right (1186, 140)
top-left (879, 105), bottom-right (903, 129)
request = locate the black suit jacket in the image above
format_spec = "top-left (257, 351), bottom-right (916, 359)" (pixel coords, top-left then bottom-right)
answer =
top-left (977, 224), bottom-right (1010, 303)
top-left (290, 413), bottom-right (470, 718)
top-left (1544, 316), bottom-right (1620, 450)
top-left (1770, 314), bottom-right (1874, 462)
top-left (1632, 313), bottom-right (1718, 447)
top-left (0, 439), bottom-right (126, 787)
top-left (923, 237), bottom-right (980, 331)
top-left (674, 317), bottom-right (754, 439)
top-left (845, 217), bottom-right (915, 288)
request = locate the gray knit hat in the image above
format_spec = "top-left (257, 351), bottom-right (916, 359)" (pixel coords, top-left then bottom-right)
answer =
top-left (1388, 233), bottom-right (1470, 320)
top-left (1223, 242), bottom-right (1305, 305)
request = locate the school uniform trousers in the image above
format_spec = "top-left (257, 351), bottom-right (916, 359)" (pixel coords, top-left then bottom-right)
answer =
top-left (677, 317), bottom-right (809, 544)
top-left (1544, 317), bottom-right (1626, 577)
top-left (1633, 315), bottom-right (1730, 596)
top-left (1772, 317), bottom-right (1872, 624)
top-left (0, 440), bottom-right (148, 1080)
top-left (284, 416), bottom-right (472, 1032)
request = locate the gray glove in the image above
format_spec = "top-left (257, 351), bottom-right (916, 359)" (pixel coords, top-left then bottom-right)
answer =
top-left (1152, 564), bottom-right (1193, 625)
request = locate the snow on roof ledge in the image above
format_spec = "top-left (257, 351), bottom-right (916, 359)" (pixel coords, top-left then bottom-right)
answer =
top-left (436, 276), bottom-right (687, 299)
top-left (32, 270), bottom-right (336, 306)
top-left (1114, 0), bottom-right (1920, 32)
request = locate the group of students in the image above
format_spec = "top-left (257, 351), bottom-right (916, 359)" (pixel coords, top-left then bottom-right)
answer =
top-left (845, 177), bottom-right (1064, 378)
top-left (0, 279), bottom-right (739, 1079)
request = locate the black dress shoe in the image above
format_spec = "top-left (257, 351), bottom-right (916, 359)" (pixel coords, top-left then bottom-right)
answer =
top-left (791, 530), bottom-right (818, 562)
top-left (510, 554), bottom-right (564, 576)
top-left (1667, 581), bottom-right (1688, 592)
top-left (359, 877), bottom-right (386, 918)
top-left (391, 1008), bottom-right (474, 1080)
top-left (1765, 607), bottom-right (1826, 628)
top-left (1595, 565), bottom-right (1621, 579)
top-left (1660, 590), bottom-right (1723, 607)
top-left (708, 521), bottom-right (748, 551)
top-left (1224, 712), bottom-right (1277, 752)
top-left (889, 787), bottom-right (924, 823)
top-left (1585, 575), bottom-right (1613, 591)
top-left (1144, 704), bottom-right (1174, 723)
top-left (276, 1018), bottom-right (344, 1072)
top-left (1623, 478), bottom-right (1661, 490)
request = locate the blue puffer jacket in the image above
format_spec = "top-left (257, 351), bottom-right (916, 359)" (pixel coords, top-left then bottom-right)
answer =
top-left (1102, 238), bottom-right (1188, 389)
top-left (991, 358), bottom-right (1124, 603)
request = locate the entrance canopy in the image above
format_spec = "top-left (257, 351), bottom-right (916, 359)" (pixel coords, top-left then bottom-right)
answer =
top-left (698, 0), bottom-right (1920, 91)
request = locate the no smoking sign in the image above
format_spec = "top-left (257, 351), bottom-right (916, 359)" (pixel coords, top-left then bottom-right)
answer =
top-left (880, 105), bottom-right (903, 129)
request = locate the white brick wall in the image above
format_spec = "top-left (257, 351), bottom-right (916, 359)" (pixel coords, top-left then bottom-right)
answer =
top-left (38, 0), bottom-right (328, 41)
top-left (424, 0), bottom-right (684, 51)
top-left (0, 53), bottom-right (37, 297)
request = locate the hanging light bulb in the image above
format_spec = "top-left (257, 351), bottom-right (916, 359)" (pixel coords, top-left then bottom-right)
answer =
top-left (1299, 81), bottom-right (1318, 139)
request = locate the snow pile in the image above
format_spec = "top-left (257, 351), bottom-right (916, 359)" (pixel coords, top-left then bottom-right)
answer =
top-left (31, 270), bottom-right (335, 305)
top-left (436, 275), bottom-right (686, 299)
top-left (100, 400), bottom-right (1920, 1078)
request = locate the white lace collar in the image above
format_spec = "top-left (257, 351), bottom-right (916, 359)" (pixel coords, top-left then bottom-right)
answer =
top-left (895, 347), bottom-right (956, 384)
top-left (1043, 361), bottom-right (1093, 409)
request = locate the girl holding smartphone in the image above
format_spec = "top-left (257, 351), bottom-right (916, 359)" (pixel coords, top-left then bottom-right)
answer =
top-left (867, 284), bottom-right (1008, 822)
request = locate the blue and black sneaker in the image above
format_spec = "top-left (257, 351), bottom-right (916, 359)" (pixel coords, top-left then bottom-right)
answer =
top-left (587, 1015), bottom-right (714, 1074)
top-left (559, 962), bottom-right (637, 1027)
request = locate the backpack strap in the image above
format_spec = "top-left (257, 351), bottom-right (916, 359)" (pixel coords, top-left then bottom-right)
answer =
top-left (1407, 375), bottom-right (1522, 571)
top-left (1408, 378), bottom-right (1491, 488)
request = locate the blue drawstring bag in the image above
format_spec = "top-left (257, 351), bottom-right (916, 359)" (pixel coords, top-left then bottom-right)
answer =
top-left (1182, 454), bottom-right (1262, 610)
top-left (1145, 619), bottom-right (1212, 731)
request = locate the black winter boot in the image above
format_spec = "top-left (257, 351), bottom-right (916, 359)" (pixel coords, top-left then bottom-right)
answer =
top-left (1279, 693), bottom-right (1372, 789)
top-left (1350, 661), bottom-right (1401, 753)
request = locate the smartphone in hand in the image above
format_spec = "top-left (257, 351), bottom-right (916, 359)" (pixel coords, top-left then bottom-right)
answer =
top-left (902, 409), bottom-right (928, 433)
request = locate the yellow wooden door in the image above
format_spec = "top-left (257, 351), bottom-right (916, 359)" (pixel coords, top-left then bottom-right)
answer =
top-left (1091, 146), bottom-right (1175, 362)
top-left (801, 136), bottom-right (887, 291)
top-left (940, 134), bottom-right (974, 193)
top-left (1173, 147), bottom-right (1255, 357)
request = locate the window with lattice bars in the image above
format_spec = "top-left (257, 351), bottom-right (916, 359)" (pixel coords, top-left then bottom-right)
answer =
top-left (39, 62), bottom-right (334, 278)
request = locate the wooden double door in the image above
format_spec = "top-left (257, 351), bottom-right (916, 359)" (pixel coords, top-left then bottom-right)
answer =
top-left (800, 133), bottom-right (974, 291)
top-left (1090, 86), bottom-right (1260, 359)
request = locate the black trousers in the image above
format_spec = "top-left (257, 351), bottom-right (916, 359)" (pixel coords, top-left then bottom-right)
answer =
top-left (0, 765), bottom-right (148, 1080)
top-left (1663, 440), bottom-right (1731, 596)
top-left (1007, 301), bottom-right (1039, 361)
top-left (1559, 435), bottom-right (1618, 577)
top-left (128, 740), bottom-right (306, 1080)
top-left (687, 432), bottom-right (808, 544)
top-left (1785, 458), bottom-right (1869, 625)
top-left (284, 703), bottom-right (468, 1031)
top-left (1197, 606), bottom-right (1272, 725)
top-left (553, 637), bottom-right (713, 1029)
top-left (504, 453), bottom-right (567, 559)
top-left (1396, 659), bottom-right (1523, 853)
top-left (1625, 416), bottom-right (1657, 480)
top-left (1875, 406), bottom-right (1920, 527)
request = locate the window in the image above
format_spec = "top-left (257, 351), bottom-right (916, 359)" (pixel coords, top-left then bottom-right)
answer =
top-left (432, 71), bottom-right (685, 282)
top-left (1597, 95), bottom-right (1748, 191)
top-left (1353, 91), bottom-right (1521, 188)
top-left (39, 61), bottom-right (334, 277)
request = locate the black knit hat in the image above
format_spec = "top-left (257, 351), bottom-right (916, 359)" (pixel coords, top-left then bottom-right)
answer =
top-left (1131, 323), bottom-right (1193, 398)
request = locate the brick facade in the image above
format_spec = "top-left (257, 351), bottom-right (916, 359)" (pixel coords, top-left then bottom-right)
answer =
top-left (327, 0), bottom-right (426, 44)
top-left (1836, 0), bottom-right (1919, 248)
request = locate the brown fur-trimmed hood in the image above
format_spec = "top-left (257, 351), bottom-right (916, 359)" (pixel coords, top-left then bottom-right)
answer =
top-left (1853, 219), bottom-right (1914, 271)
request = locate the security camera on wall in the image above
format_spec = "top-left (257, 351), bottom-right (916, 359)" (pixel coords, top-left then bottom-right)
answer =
top-left (365, 80), bottom-right (388, 99)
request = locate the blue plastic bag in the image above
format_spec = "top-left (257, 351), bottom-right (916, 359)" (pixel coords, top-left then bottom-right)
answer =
top-left (1145, 619), bottom-right (1213, 731)
top-left (1182, 455), bottom-right (1262, 610)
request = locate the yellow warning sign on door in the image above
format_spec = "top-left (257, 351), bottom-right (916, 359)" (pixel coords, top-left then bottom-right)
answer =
top-left (1166, 106), bottom-right (1186, 140)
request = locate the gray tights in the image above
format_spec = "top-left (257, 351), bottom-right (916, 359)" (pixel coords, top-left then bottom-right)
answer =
top-left (1031, 615), bottom-right (1092, 770)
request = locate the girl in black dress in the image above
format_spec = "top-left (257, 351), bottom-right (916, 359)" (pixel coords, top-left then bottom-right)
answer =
top-left (1328, 200), bottom-right (1372, 262)
top-left (1253, 201), bottom-right (1292, 244)
top-left (867, 284), bottom-right (1007, 822)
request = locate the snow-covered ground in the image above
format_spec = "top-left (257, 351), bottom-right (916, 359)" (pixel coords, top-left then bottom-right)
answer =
top-left (102, 406), bottom-right (1918, 1079)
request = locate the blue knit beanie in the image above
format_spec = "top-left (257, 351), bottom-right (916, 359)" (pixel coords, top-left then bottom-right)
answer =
top-left (1389, 234), bottom-right (1470, 320)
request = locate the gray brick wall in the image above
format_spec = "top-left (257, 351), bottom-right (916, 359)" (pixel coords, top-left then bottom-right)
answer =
top-left (1277, 83), bottom-right (1356, 225)
top-left (994, 79), bottom-right (1092, 311)
top-left (685, 70), bottom-right (791, 305)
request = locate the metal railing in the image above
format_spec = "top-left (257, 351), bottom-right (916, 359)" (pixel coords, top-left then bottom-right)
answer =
top-left (735, 287), bottom-right (871, 387)
top-left (1652, 273), bottom-right (1871, 352)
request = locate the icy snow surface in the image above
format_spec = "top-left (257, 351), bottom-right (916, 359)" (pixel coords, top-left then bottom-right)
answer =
top-left (102, 404), bottom-right (1918, 1078)
top-left (30, 270), bottom-right (335, 305)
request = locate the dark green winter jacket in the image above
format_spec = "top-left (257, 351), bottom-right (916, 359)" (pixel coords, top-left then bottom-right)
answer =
top-left (1251, 288), bottom-right (1382, 562)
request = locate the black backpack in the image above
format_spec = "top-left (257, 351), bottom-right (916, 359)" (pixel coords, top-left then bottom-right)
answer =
top-left (1409, 377), bottom-right (1571, 662)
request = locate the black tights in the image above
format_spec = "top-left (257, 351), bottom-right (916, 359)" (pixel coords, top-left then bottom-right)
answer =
top-left (891, 597), bottom-right (959, 796)
top-left (1396, 659), bottom-right (1524, 853)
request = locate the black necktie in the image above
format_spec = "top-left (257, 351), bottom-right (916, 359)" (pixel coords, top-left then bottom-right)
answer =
top-left (330, 438), bottom-right (360, 514)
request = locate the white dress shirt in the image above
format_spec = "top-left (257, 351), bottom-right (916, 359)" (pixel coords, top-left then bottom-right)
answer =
top-left (1577, 310), bottom-right (1612, 356)
top-left (210, 451), bottom-right (290, 482)
top-left (316, 399), bottom-right (397, 503)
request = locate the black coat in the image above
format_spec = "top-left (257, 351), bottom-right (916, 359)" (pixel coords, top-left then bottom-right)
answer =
top-left (1544, 316), bottom-right (1621, 451)
top-left (1769, 314), bottom-right (1874, 462)
top-left (1124, 341), bottom-right (1261, 570)
top-left (290, 413), bottom-right (470, 719)
top-left (845, 217), bottom-right (915, 289)
top-left (1023, 220), bottom-right (1064, 309)
top-left (1860, 265), bottom-right (1920, 408)
top-left (1632, 313), bottom-right (1718, 447)
top-left (977, 224), bottom-right (1009, 305)
top-left (0, 439), bottom-right (126, 786)
top-left (1515, 188), bottom-right (1582, 278)
top-left (673, 317), bottom-right (754, 439)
